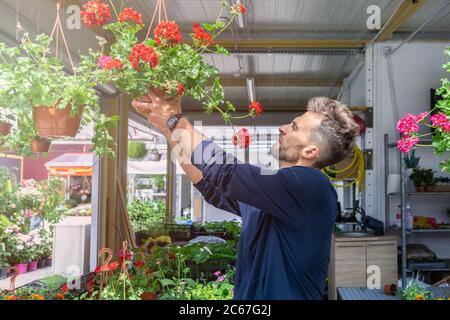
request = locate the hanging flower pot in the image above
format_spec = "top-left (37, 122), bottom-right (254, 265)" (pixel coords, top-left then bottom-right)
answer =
top-left (0, 30), bottom-right (118, 158)
top-left (31, 137), bottom-right (52, 153)
top-left (80, 0), bottom-right (261, 130)
top-left (32, 104), bottom-right (84, 138)
top-left (148, 149), bottom-right (162, 162)
top-left (0, 122), bottom-right (12, 136)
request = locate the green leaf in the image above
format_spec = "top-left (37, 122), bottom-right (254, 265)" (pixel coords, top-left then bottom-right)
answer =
top-left (160, 279), bottom-right (175, 287)
top-left (202, 23), bottom-right (216, 33)
top-left (215, 45), bottom-right (230, 56)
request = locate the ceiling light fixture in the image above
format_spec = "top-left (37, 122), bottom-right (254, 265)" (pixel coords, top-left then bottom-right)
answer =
top-left (246, 77), bottom-right (255, 102)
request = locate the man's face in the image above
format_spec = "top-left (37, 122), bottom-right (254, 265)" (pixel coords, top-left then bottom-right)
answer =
top-left (272, 111), bottom-right (323, 165)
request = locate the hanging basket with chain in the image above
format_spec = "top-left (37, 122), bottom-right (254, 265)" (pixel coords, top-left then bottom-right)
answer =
top-left (80, 0), bottom-right (260, 130)
top-left (0, 0), bottom-right (118, 157)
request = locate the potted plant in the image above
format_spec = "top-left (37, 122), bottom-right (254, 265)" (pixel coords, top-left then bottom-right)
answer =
top-left (0, 112), bottom-right (14, 136)
top-left (422, 169), bottom-right (436, 192)
top-left (132, 257), bottom-right (160, 300)
top-left (31, 136), bottom-right (51, 153)
top-left (409, 168), bottom-right (426, 192)
top-left (0, 34), bottom-right (118, 158)
top-left (147, 149), bottom-right (162, 162)
top-left (80, 0), bottom-right (261, 139)
top-left (128, 141), bottom-right (148, 160)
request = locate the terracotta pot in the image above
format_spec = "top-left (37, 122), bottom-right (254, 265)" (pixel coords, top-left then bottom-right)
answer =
top-left (415, 186), bottom-right (425, 192)
top-left (0, 122), bottom-right (12, 136)
top-left (141, 292), bottom-right (158, 300)
top-left (33, 104), bottom-right (84, 138)
top-left (31, 137), bottom-right (51, 153)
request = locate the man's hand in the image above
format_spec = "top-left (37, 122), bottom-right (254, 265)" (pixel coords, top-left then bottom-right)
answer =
top-left (132, 88), bottom-right (182, 137)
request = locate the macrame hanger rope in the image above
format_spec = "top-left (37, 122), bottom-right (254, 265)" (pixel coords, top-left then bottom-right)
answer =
top-left (145, 0), bottom-right (168, 40)
top-left (15, 0), bottom-right (24, 41)
top-left (50, 0), bottom-right (76, 73)
top-left (162, 0), bottom-right (168, 21)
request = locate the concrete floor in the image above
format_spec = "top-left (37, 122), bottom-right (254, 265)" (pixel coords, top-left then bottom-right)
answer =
top-left (0, 267), bottom-right (52, 290)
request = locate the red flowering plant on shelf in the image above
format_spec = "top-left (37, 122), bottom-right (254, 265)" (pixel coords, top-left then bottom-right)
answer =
top-left (396, 47), bottom-right (450, 173)
top-left (80, 0), bottom-right (262, 148)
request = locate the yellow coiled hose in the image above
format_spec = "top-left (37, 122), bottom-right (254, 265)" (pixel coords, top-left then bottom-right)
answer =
top-left (321, 145), bottom-right (365, 192)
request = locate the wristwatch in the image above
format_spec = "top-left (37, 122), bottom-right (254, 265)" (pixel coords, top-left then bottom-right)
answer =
top-left (167, 114), bottom-right (186, 131)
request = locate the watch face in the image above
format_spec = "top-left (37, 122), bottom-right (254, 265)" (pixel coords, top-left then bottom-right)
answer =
top-left (167, 116), bottom-right (178, 130)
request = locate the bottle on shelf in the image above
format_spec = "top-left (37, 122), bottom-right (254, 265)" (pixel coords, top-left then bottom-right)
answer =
top-left (396, 205), bottom-right (402, 229)
top-left (406, 203), bottom-right (413, 230)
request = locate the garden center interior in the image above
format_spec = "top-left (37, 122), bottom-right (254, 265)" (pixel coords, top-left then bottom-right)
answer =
top-left (0, 0), bottom-right (449, 301)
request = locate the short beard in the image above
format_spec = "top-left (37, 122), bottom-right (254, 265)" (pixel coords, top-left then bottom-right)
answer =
top-left (271, 142), bottom-right (302, 165)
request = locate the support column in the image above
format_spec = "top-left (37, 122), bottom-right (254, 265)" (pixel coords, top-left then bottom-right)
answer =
top-left (166, 143), bottom-right (176, 222)
top-left (96, 94), bottom-right (129, 255)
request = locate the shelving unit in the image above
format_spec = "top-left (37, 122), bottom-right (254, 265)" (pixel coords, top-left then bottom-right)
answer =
top-left (384, 134), bottom-right (450, 287)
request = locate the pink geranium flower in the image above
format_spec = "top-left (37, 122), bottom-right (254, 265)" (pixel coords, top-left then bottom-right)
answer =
top-left (430, 112), bottom-right (450, 133)
top-left (397, 136), bottom-right (420, 153)
top-left (396, 113), bottom-right (419, 135)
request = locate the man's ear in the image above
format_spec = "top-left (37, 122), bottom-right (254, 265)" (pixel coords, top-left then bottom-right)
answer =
top-left (301, 145), bottom-right (320, 160)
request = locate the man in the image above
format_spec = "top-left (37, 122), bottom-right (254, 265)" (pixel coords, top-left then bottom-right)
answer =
top-left (132, 91), bottom-right (359, 300)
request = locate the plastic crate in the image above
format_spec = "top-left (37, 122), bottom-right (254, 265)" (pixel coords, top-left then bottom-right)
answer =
top-left (165, 223), bottom-right (193, 242)
top-left (186, 259), bottom-right (235, 281)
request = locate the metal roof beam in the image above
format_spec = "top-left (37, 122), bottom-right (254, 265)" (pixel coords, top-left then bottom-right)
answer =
top-left (216, 78), bottom-right (343, 87)
top-left (373, 0), bottom-right (429, 42)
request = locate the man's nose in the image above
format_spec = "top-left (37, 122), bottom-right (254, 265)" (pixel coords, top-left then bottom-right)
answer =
top-left (279, 125), bottom-right (287, 135)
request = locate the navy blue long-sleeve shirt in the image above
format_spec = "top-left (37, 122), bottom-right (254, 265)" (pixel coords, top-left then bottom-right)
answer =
top-left (192, 140), bottom-right (337, 300)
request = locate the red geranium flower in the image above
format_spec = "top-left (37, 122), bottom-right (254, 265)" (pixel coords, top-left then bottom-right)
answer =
top-left (128, 43), bottom-right (159, 71)
top-left (94, 266), bottom-right (101, 273)
top-left (154, 21), bottom-right (182, 46)
top-left (108, 261), bottom-right (120, 271)
top-left (232, 128), bottom-right (251, 149)
top-left (128, 44), bottom-right (159, 71)
top-left (61, 284), bottom-right (69, 293)
top-left (135, 260), bottom-right (144, 268)
top-left (238, 4), bottom-right (247, 14)
top-left (119, 7), bottom-right (143, 26)
top-left (177, 84), bottom-right (185, 96)
top-left (81, 0), bottom-right (111, 28)
top-left (86, 278), bottom-right (96, 291)
top-left (193, 23), bottom-right (213, 47)
top-left (98, 55), bottom-right (124, 70)
top-left (248, 101), bottom-right (263, 116)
